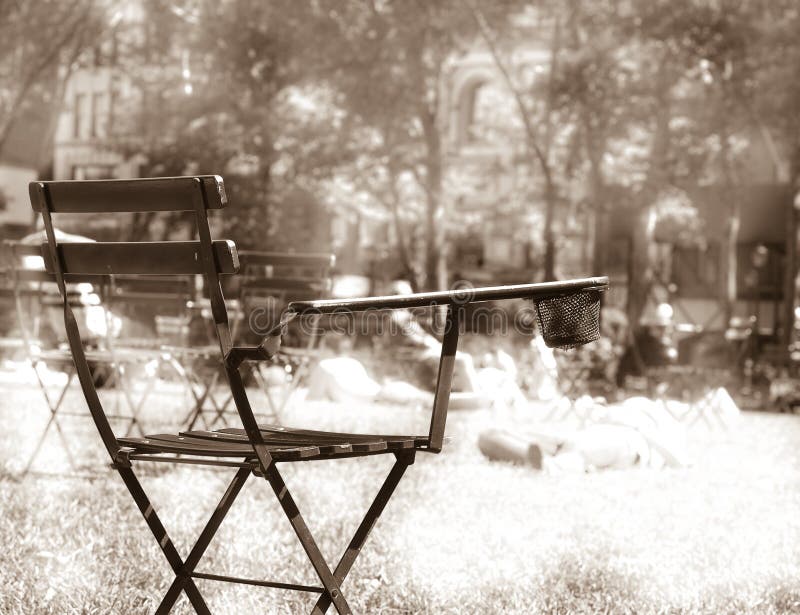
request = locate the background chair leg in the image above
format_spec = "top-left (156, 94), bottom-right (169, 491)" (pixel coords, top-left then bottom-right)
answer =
top-left (22, 368), bottom-right (79, 475)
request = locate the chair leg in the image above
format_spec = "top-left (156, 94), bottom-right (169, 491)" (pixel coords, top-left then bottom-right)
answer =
top-left (32, 359), bottom-right (74, 417)
top-left (116, 466), bottom-right (248, 614)
top-left (262, 463), bottom-right (352, 615)
top-left (182, 370), bottom-right (219, 431)
top-left (23, 365), bottom-right (78, 475)
top-left (250, 364), bottom-right (280, 422)
top-left (311, 451), bottom-right (414, 615)
top-left (278, 358), bottom-right (309, 414)
top-left (112, 362), bottom-right (149, 437)
top-left (206, 389), bottom-right (234, 429)
top-left (183, 369), bottom-right (237, 431)
top-left (259, 365), bottom-right (283, 420)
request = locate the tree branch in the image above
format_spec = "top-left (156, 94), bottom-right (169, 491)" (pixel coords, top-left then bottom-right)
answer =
top-left (465, 0), bottom-right (553, 189)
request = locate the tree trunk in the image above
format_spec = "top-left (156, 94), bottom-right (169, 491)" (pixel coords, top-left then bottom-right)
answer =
top-left (627, 64), bottom-right (671, 326)
top-left (543, 183), bottom-right (556, 280)
top-left (387, 166), bottom-right (420, 291)
top-left (591, 198), bottom-right (608, 277)
top-left (420, 108), bottom-right (446, 290)
top-left (627, 206), bottom-right (654, 325)
top-left (467, 1), bottom-right (561, 282)
top-left (582, 112), bottom-right (608, 277)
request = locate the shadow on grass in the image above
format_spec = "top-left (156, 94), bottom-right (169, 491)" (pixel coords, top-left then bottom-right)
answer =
top-left (531, 550), bottom-right (800, 615)
top-left (765, 583), bottom-right (800, 614)
top-left (535, 549), bottom-right (650, 615)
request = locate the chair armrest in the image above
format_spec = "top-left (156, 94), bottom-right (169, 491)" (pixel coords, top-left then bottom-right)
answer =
top-left (287, 276), bottom-right (608, 314)
top-left (225, 312), bottom-right (296, 368)
top-left (227, 341), bottom-right (279, 367)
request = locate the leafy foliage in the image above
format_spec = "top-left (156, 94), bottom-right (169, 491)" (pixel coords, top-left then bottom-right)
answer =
top-left (0, 0), bottom-right (106, 161)
top-left (84, 0), bottom-right (800, 302)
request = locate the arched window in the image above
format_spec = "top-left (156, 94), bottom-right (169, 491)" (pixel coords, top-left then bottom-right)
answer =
top-left (457, 79), bottom-right (505, 147)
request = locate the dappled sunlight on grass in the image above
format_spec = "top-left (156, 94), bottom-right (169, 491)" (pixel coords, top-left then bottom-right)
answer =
top-left (0, 374), bottom-right (799, 613)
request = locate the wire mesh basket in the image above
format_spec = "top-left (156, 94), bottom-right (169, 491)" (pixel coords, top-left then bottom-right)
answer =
top-left (534, 289), bottom-right (602, 349)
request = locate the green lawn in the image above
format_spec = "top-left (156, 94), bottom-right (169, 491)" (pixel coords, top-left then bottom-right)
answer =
top-left (1, 369), bottom-right (799, 614)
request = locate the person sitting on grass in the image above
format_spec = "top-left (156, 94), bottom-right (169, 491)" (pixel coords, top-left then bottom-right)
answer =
top-left (388, 283), bottom-right (480, 394)
top-left (615, 302), bottom-right (678, 388)
top-left (308, 281), bottom-right (530, 409)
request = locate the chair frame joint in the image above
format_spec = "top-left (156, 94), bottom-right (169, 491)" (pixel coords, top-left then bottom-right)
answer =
top-left (112, 447), bottom-right (133, 469)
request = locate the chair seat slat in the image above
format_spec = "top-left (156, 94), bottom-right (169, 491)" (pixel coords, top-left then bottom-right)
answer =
top-left (182, 429), bottom-right (389, 453)
top-left (220, 425), bottom-right (428, 447)
top-left (117, 434), bottom-right (322, 459)
top-left (118, 426), bottom-right (423, 459)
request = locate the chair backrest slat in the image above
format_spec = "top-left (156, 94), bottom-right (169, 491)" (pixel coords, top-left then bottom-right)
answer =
top-left (109, 275), bottom-right (194, 302)
top-left (241, 277), bottom-right (329, 293)
top-left (2, 241), bottom-right (109, 284)
top-left (238, 251), bottom-right (334, 269)
top-left (238, 250), bottom-right (334, 299)
top-left (41, 240), bottom-right (239, 276)
top-left (5, 243), bottom-right (43, 257)
top-left (29, 175), bottom-right (226, 213)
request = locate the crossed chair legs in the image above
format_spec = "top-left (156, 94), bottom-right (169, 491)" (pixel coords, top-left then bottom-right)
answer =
top-left (181, 363), bottom-right (288, 431)
top-left (117, 450), bottom-right (415, 614)
top-left (23, 358), bottom-right (143, 475)
top-left (180, 368), bottom-right (229, 431)
top-left (24, 360), bottom-right (79, 474)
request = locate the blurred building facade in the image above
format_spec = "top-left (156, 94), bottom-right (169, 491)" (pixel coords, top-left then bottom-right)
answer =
top-left (437, 11), bottom-right (594, 287)
top-left (48, 3), bottom-right (332, 251)
top-left (53, 66), bottom-right (138, 183)
top-left (435, 7), bottom-right (796, 357)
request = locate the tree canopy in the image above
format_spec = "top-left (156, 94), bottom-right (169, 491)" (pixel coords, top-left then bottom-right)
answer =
top-left (12, 0), bottom-right (799, 303)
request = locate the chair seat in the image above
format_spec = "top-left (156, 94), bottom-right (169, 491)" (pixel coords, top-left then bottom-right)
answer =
top-left (118, 424), bottom-right (428, 462)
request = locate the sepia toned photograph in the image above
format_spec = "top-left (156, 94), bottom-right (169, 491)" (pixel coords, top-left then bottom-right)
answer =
top-left (0, 0), bottom-right (799, 613)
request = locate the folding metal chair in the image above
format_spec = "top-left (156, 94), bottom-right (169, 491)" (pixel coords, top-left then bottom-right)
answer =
top-left (175, 297), bottom-right (245, 430)
top-left (530, 334), bottom-right (593, 422)
top-left (30, 174), bottom-right (607, 614)
top-left (1, 240), bottom-right (144, 473)
top-left (178, 250), bottom-right (334, 429)
top-left (236, 250), bottom-right (334, 415)
top-left (100, 273), bottom-right (248, 432)
top-left (646, 365), bottom-right (733, 428)
top-left (98, 274), bottom-right (203, 427)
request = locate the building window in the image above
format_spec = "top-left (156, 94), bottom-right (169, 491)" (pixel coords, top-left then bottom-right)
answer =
top-left (72, 165), bottom-right (116, 180)
top-left (458, 80), bottom-right (506, 147)
top-left (73, 93), bottom-right (88, 138)
top-left (671, 242), bottom-right (721, 299)
top-left (91, 92), bottom-right (106, 138)
top-left (736, 242), bottom-right (784, 301)
top-left (109, 88), bottom-right (119, 132)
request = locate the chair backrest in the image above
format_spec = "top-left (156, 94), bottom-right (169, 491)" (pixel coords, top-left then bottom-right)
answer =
top-left (237, 250), bottom-right (334, 343)
top-left (239, 251), bottom-right (334, 300)
top-left (29, 176), bottom-right (239, 460)
top-left (103, 274), bottom-right (197, 346)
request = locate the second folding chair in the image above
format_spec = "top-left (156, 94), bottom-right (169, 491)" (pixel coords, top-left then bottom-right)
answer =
top-left (2, 240), bottom-right (144, 473)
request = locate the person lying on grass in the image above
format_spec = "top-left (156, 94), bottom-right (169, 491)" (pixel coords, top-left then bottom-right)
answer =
top-left (479, 396), bottom-right (689, 472)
